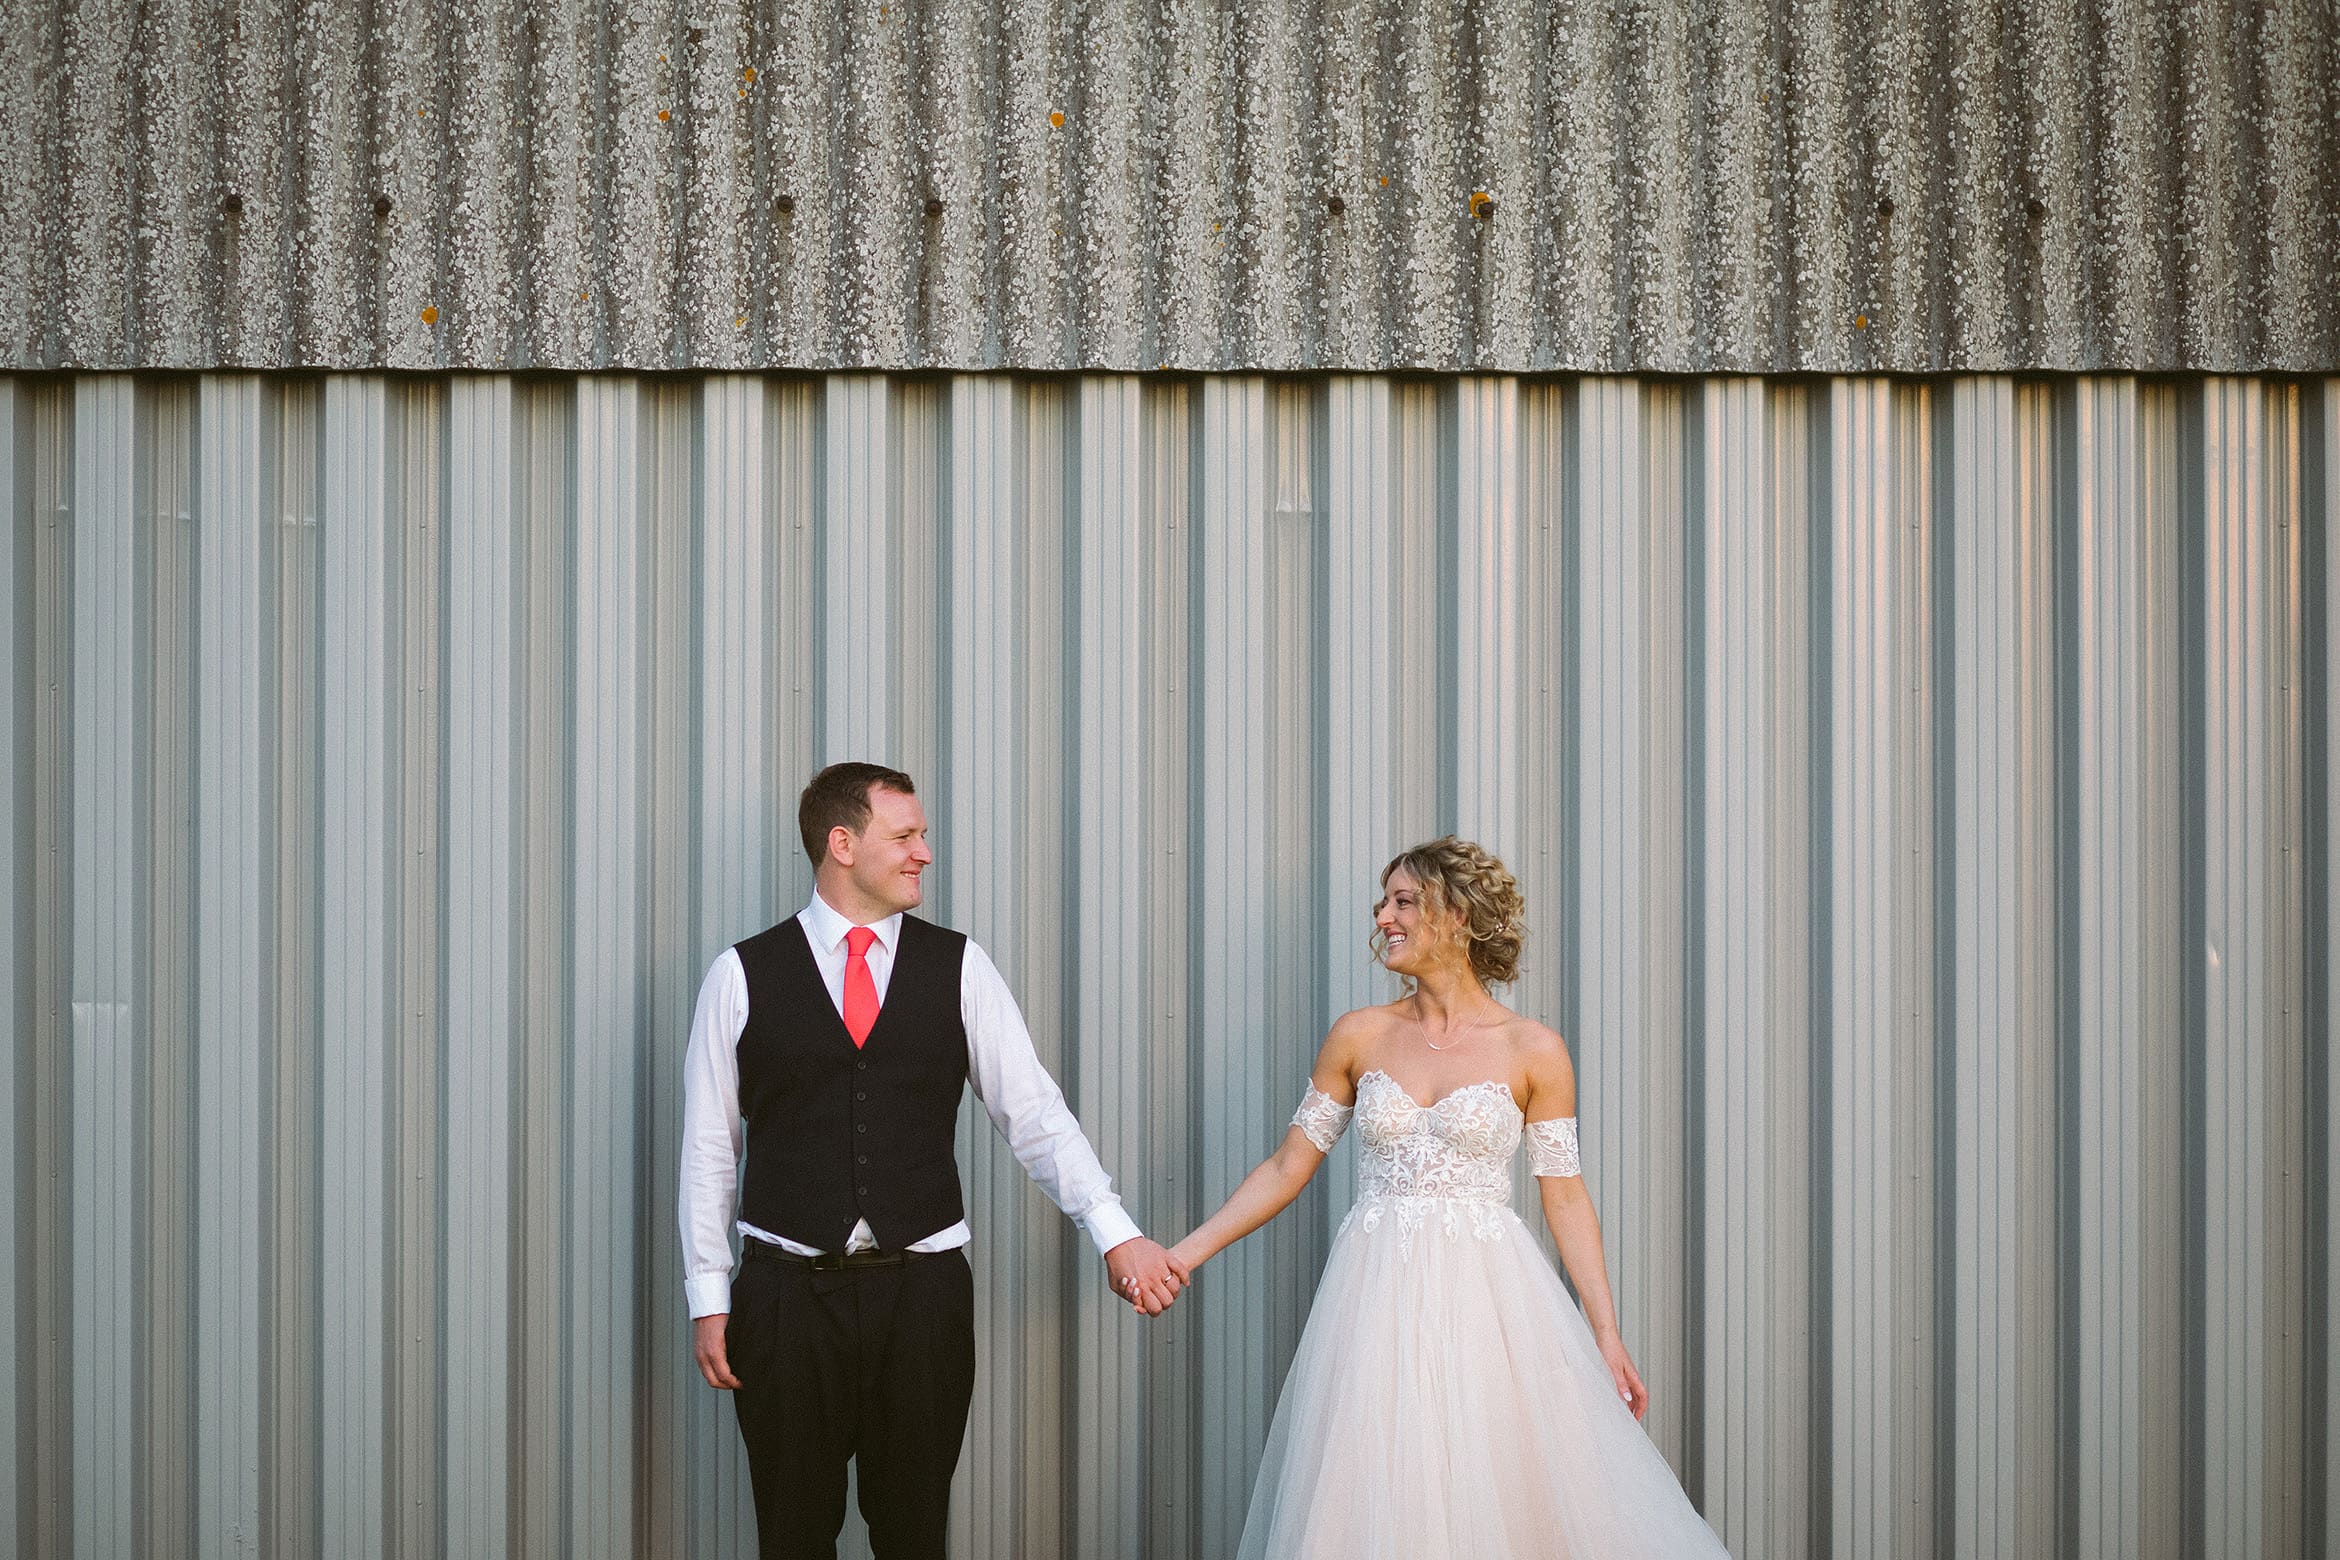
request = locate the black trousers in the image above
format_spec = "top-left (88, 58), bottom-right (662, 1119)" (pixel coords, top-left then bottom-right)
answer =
top-left (729, 1244), bottom-right (977, 1560)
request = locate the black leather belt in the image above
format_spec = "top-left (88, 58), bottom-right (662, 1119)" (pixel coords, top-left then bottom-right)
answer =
top-left (745, 1240), bottom-right (940, 1272)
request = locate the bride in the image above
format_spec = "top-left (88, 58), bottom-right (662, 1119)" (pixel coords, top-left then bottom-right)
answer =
top-left (1169, 838), bottom-right (1729, 1558)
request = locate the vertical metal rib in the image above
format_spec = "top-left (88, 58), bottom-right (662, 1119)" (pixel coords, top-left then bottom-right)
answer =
top-left (1945, 377), bottom-right (2058, 1557)
top-left (822, 374), bottom-right (899, 761)
top-left (2195, 378), bottom-right (2263, 1558)
top-left (442, 374), bottom-right (516, 1557)
top-left (0, 378), bottom-right (23, 1554)
top-left (1450, 376), bottom-right (1522, 853)
top-left (389, 379), bottom-right (445, 1560)
top-left (269, 379), bottom-right (325, 1556)
top-left (2068, 375), bottom-right (2187, 1560)
top-left (1694, 377), bottom-right (1818, 1557)
top-left (1566, 378), bottom-right (1692, 1470)
top-left (1823, 374), bottom-right (1938, 1558)
top-left (20, 378), bottom-right (75, 1560)
top-left (1318, 372), bottom-right (1401, 1242)
top-left (68, 375), bottom-right (135, 1560)
top-left (1139, 377), bottom-right (1196, 1560)
top-left (569, 375), bottom-right (645, 1560)
top-left (688, 374), bottom-right (765, 1555)
top-left (697, 375), bottom-right (775, 950)
top-left (511, 379), bottom-right (573, 1560)
top-left (944, 372), bottom-right (1054, 1560)
top-left (142, 379), bottom-right (197, 1560)
top-left (193, 374), bottom-right (272, 1559)
top-left (318, 374), bottom-right (394, 1560)
top-left (1192, 374), bottom-right (1273, 1560)
top-left (2319, 376), bottom-right (2340, 1557)
top-left (1068, 374), bottom-right (1153, 1556)
top-left (2194, 377), bottom-right (2312, 1558)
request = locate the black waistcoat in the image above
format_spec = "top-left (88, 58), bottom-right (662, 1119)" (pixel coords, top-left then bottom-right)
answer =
top-left (733, 913), bottom-right (971, 1251)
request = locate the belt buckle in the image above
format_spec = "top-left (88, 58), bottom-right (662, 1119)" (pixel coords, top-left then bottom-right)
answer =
top-left (807, 1250), bottom-right (850, 1273)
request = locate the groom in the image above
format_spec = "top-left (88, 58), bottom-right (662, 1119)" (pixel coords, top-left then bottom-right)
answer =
top-left (679, 761), bottom-right (1185, 1559)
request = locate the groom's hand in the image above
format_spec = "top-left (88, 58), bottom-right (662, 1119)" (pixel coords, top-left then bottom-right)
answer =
top-left (694, 1314), bottom-right (743, 1390)
top-left (1104, 1237), bottom-right (1183, 1317)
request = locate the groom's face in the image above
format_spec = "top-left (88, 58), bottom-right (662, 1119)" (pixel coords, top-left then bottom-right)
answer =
top-left (839, 785), bottom-right (933, 915)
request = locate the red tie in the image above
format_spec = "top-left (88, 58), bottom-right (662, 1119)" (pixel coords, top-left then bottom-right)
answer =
top-left (842, 926), bottom-right (880, 1047)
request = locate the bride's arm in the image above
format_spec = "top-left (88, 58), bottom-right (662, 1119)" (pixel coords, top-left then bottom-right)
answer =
top-left (1168, 1016), bottom-right (1364, 1273)
top-left (1525, 1031), bottom-right (1649, 1421)
top-left (1168, 1125), bottom-right (1326, 1272)
top-left (1539, 1180), bottom-right (1646, 1420)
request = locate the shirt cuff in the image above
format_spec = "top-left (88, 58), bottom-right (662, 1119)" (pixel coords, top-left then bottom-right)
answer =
top-left (686, 1271), bottom-right (733, 1318)
top-left (1079, 1197), bottom-right (1144, 1258)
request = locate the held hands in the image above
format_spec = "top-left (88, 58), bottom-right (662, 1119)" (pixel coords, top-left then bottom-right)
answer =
top-left (1595, 1327), bottom-right (1648, 1422)
top-left (1104, 1236), bottom-right (1193, 1317)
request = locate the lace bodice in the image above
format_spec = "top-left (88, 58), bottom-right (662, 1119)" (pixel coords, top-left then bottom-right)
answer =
top-left (1291, 1080), bottom-right (1581, 1188)
top-left (1295, 1073), bottom-right (1516, 1248)
top-left (1292, 1071), bottom-right (1583, 1209)
top-left (1352, 1072), bottom-right (1522, 1203)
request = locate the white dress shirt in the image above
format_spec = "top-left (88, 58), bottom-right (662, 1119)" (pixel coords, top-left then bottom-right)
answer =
top-left (679, 891), bottom-right (1144, 1317)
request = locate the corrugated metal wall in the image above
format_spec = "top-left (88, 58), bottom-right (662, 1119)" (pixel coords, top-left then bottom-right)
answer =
top-left (7, 0), bottom-right (2338, 375)
top-left (4, 370), bottom-right (2333, 1560)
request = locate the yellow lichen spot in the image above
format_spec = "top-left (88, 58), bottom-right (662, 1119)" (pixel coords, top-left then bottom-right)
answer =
top-left (1854, 313), bottom-right (1869, 329)
top-left (417, 107), bottom-right (427, 118)
top-left (734, 315), bottom-right (746, 328)
top-left (1379, 174), bottom-right (1389, 187)
top-left (579, 290), bottom-right (590, 302)
top-left (659, 53), bottom-right (667, 62)
top-left (1469, 190), bottom-right (1493, 218)
top-left (659, 108), bottom-right (671, 121)
top-left (420, 306), bottom-right (439, 325)
top-left (743, 67), bottom-right (757, 82)
top-left (1049, 110), bottom-right (1065, 128)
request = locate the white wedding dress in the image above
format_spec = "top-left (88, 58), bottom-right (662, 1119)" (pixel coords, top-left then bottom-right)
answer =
top-left (1234, 1070), bottom-right (1731, 1559)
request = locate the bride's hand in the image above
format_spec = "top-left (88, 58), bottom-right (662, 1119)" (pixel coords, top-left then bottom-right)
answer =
top-left (1596, 1332), bottom-right (1648, 1422)
top-left (1165, 1238), bottom-right (1202, 1281)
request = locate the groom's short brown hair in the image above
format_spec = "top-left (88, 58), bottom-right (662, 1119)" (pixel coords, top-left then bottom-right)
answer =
top-left (799, 762), bottom-right (919, 864)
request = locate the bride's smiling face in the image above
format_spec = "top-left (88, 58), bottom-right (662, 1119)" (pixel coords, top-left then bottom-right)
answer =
top-left (1374, 868), bottom-right (1459, 978)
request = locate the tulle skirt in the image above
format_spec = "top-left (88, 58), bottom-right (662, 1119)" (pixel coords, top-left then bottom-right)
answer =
top-left (1234, 1196), bottom-right (1731, 1560)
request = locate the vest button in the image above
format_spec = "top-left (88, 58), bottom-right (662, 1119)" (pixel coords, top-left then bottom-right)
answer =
top-left (859, 1187), bottom-right (869, 1197)
top-left (856, 1060), bottom-right (868, 1071)
top-left (856, 1123), bottom-right (867, 1133)
top-left (856, 1091), bottom-right (867, 1101)
top-left (857, 1155), bottom-right (868, 1165)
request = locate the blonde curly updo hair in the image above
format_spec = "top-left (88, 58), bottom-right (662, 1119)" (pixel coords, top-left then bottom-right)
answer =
top-left (1372, 836), bottom-right (1527, 989)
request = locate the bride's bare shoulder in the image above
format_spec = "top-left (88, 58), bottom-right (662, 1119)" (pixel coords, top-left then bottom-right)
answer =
top-left (1317, 1004), bottom-right (1401, 1069)
top-left (1506, 1019), bottom-right (1576, 1110)
top-left (1329, 1003), bottom-right (1408, 1044)
top-left (1510, 1016), bottom-right (1570, 1060)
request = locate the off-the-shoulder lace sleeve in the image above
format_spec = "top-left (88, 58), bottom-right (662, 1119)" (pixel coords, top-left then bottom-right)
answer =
top-left (1526, 1116), bottom-right (1581, 1177)
top-left (1292, 1084), bottom-right (1354, 1152)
